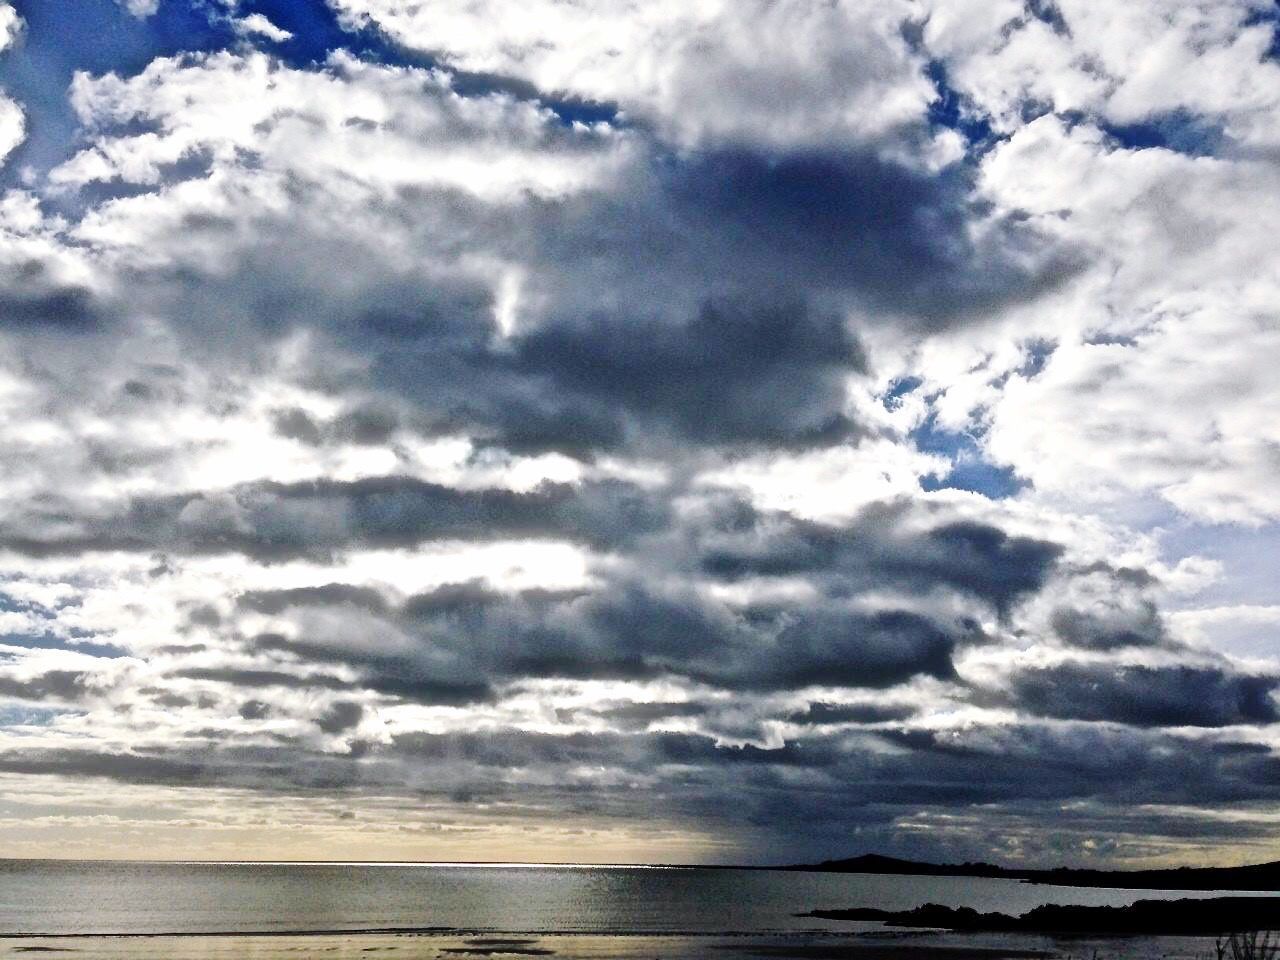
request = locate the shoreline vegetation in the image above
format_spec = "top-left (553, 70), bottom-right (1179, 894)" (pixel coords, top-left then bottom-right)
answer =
top-left (798, 898), bottom-right (1280, 936)
top-left (779, 853), bottom-right (1280, 891)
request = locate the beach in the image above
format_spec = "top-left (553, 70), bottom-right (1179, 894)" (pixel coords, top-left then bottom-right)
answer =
top-left (0, 928), bottom-right (1231, 960)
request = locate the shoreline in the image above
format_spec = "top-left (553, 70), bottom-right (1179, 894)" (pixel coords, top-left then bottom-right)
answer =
top-left (800, 897), bottom-right (1280, 937)
top-left (0, 928), bottom-right (1223, 960)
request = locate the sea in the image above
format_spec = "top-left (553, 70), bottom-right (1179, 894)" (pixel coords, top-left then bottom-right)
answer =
top-left (0, 860), bottom-right (1269, 959)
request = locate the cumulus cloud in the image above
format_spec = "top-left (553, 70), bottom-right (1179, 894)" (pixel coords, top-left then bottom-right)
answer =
top-left (0, 3), bottom-right (21, 53)
top-left (1010, 662), bottom-right (1280, 728)
top-left (329, 0), bottom-right (942, 152)
top-left (0, 2), bottom-right (23, 167)
top-left (232, 14), bottom-right (292, 43)
top-left (0, 0), bottom-right (1276, 866)
top-left (114, 0), bottom-right (160, 18)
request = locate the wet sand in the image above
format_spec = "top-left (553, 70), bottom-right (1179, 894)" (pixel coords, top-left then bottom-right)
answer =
top-left (0, 929), bottom-right (1227, 960)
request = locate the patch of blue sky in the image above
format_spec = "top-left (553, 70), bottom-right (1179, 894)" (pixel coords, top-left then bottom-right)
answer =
top-left (881, 375), bottom-right (924, 411)
top-left (923, 60), bottom-right (996, 152)
top-left (0, 591), bottom-right (127, 658)
top-left (0, 0), bottom-right (226, 184)
top-left (898, 20), bottom-right (998, 158)
top-left (911, 413), bottom-right (1026, 499)
top-left (1160, 520), bottom-right (1280, 609)
top-left (1024, 0), bottom-right (1070, 36)
top-left (228, 0), bottom-right (390, 66)
top-left (1015, 339), bottom-right (1055, 379)
top-left (1242, 2), bottom-right (1280, 61)
top-left (1100, 111), bottom-right (1224, 157)
top-left (2, 630), bottom-right (129, 658)
top-left (0, 703), bottom-right (65, 727)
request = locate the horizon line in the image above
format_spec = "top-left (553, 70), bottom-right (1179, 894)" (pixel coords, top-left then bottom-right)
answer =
top-left (2, 853), bottom-right (1277, 872)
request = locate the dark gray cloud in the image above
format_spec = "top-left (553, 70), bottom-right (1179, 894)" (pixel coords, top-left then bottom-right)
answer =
top-left (172, 666), bottom-right (353, 692)
top-left (238, 699), bottom-right (271, 720)
top-left (1050, 602), bottom-right (1167, 650)
top-left (785, 701), bottom-right (916, 726)
top-left (0, 748), bottom-right (210, 786)
top-left (0, 285), bottom-right (104, 331)
top-left (341, 150), bottom-right (1076, 457)
top-left (149, 501), bottom-right (1149, 709)
top-left (6, 716), bottom-right (1276, 866)
top-left (1010, 663), bottom-right (1280, 727)
top-left (212, 578), bottom-right (965, 709)
top-left (653, 148), bottom-right (1081, 327)
top-left (329, 289), bottom-right (871, 458)
top-left (0, 669), bottom-right (96, 703)
top-left (247, 631), bottom-right (495, 706)
top-left (0, 476), bottom-right (671, 561)
top-left (874, 521), bottom-right (1064, 617)
top-left (239, 583), bottom-right (390, 615)
top-left (698, 504), bottom-right (1064, 616)
top-left (709, 607), bottom-right (961, 691)
top-left (269, 404), bottom-right (401, 448)
top-left (0, 262), bottom-right (109, 331)
top-left (315, 700), bottom-right (364, 734)
top-left (127, 123), bottom-right (1080, 466)
top-left (506, 298), bottom-right (866, 449)
top-left (270, 407), bottom-right (325, 446)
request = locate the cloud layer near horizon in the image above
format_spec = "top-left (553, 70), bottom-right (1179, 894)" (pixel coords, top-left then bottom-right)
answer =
top-left (0, 0), bottom-right (1277, 866)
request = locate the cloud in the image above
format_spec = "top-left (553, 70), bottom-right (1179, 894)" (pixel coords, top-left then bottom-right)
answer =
top-left (315, 700), bottom-right (363, 733)
top-left (1010, 663), bottom-right (1280, 728)
top-left (698, 505), bottom-right (1064, 615)
top-left (0, 669), bottom-right (95, 703)
top-left (0, 0), bottom-right (1275, 867)
top-left (0, 2), bottom-right (23, 167)
top-left (114, 0), bottom-right (160, 19)
top-left (0, 476), bottom-right (669, 561)
top-left (0, 93), bottom-right (22, 167)
top-left (927, 0), bottom-right (1280, 148)
top-left (170, 666), bottom-right (353, 692)
top-left (41, 48), bottom-right (1077, 464)
top-left (0, 4), bottom-right (21, 53)
top-left (328, 0), bottom-right (939, 151)
top-left (509, 298), bottom-right (867, 449)
top-left (233, 14), bottom-right (293, 44)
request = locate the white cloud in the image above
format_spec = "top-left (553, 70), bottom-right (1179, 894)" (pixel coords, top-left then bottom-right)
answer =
top-left (0, 94), bottom-right (22, 167)
top-left (967, 116), bottom-right (1280, 523)
top-left (0, 3), bottom-right (22, 53)
top-left (927, 0), bottom-right (1280, 147)
top-left (0, 4), bottom-right (23, 167)
top-left (233, 13), bottom-right (293, 43)
top-left (328, 0), bottom-right (944, 153)
top-left (116, 0), bottom-right (160, 18)
top-left (58, 51), bottom-right (628, 207)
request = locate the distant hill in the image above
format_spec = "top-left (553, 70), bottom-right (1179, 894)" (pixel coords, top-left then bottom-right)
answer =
top-left (784, 853), bottom-right (1280, 890)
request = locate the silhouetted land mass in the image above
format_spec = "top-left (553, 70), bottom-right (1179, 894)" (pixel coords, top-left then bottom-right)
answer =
top-left (785, 853), bottom-right (1280, 890)
top-left (799, 898), bottom-right (1280, 935)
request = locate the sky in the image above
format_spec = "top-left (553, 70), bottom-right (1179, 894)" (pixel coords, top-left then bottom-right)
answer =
top-left (0, 0), bottom-right (1278, 868)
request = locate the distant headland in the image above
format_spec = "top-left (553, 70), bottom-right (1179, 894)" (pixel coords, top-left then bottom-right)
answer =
top-left (780, 853), bottom-right (1280, 891)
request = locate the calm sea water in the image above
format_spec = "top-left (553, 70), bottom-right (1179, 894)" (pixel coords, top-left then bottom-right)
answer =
top-left (0, 860), bottom-right (1270, 936)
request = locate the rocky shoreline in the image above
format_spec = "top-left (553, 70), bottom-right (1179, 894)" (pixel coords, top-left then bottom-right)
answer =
top-left (800, 898), bottom-right (1280, 936)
